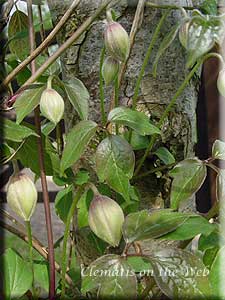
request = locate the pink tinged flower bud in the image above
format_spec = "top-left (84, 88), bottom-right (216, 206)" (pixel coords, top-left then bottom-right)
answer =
top-left (179, 21), bottom-right (190, 49)
top-left (104, 22), bottom-right (130, 62)
top-left (102, 56), bottom-right (120, 85)
top-left (88, 195), bottom-right (124, 247)
top-left (40, 88), bottom-right (64, 125)
top-left (7, 174), bottom-right (37, 221)
top-left (217, 69), bottom-right (225, 97)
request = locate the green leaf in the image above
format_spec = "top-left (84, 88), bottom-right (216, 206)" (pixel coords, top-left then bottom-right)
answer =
top-left (154, 147), bottom-right (175, 165)
top-left (210, 245), bottom-right (225, 298)
top-left (160, 215), bottom-right (215, 240)
top-left (64, 78), bottom-right (89, 120)
top-left (0, 248), bottom-right (32, 299)
top-left (17, 135), bottom-right (60, 176)
top-left (200, 0), bottom-right (218, 15)
top-left (34, 261), bottom-right (49, 294)
top-left (216, 169), bottom-right (225, 202)
top-left (81, 254), bottom-right (137, 299)
top-left (149, 248), bottom-right (212, 299)
top-left (123, 131), bottom-right (149, 150)
top-left (153, 22), bottom-right (180, 77)
top-left (108, 107), bottom-right (160, 136)
top-left (212, 139), bottom-right (225, 160)
top-left (55, 185), bottom-right (73, 223)
top-left (198, 228), bottom-right (221, 251)
top-left (122, 209), bottom-right (190, 243)
top-left (96, 135), bottom-right (135, 202)
top-left (187, 14), bottom-right (225, 67)
top-left (74, 170), bottom-right (90, 186)
top-left (13, 86), bottom-right (45, 124)
top-left (8, 10), bottom-right (30, 60)
top-left (60, 120), bottom-right (98, 174)
top-left (0, 117), bottom-right (38, 142)
top-left (77, 189), bottom-right (93, 228)
top-left (170, 158), bottom-right (207, 210)
top-left (203, 247), bottom-right (219, 269)
top-left (41, 121), bottom-right (56, 136)
top-left (127, 256), bottom-right (152, 273)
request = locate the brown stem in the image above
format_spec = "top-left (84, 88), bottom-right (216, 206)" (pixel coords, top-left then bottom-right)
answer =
top-left (1, 0), bottom-right (113, 93)
top-left (0, 220), bottom-right (73, 286)
top-left (0, 0), bottom-right (81, 91)
top-left (26, 0), bottom-right (55, 298)
top-left (37, 4), bottom-right (46, 46)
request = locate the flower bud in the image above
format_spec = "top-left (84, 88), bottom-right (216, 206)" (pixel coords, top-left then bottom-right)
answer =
top-left (104, 22), bottom-right (130, 62)
top-left (217, 69), bottom-right (225, 97)
top-left (88, 195), bottom-right (124, 247)
top-left (40, 88), bottom-right (64, 124)
top-left (7, 174), bottom-right (37, 221)
top-left (102, 56), bottom-right (120, 85)
top-left (179, 21), bottom-right (190, 49)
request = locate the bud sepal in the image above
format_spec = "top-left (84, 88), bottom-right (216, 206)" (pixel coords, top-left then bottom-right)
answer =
top-left (104, 21), bottom-right (130, 62)
top-left (102, 56), bottom-right (120, 85)
top-left (7, 173), bottom-right (37, 221)
top-left (40, 88), bottom-right (64, 125)
top-left (88, 194), bottom-right (124, 247)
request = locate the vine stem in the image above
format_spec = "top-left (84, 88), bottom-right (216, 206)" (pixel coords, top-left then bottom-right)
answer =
top-left (0, 0), bottom-right (81, 91)
top-left (134, 53), bottom-right (223, 176)
top-left (60, 186), bottom-right (84, 299)
top-left (25, 220), bottom-right (36, 298)
top-left (114, 74), bottom-right (119, 134)
top-left (26, 0), bottom-right (55, 298)
top-left (145, 2), bottom-right (196, 10)
top-left (7, 0), bottom-right (114, 95)
top-left (132, 10), bottom-right (170, 110)
top-left (99, 46), bottom-right (107, 125)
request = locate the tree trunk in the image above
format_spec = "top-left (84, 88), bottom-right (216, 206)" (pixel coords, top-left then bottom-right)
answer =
top-left (48, 0), bottom-right (202, 263)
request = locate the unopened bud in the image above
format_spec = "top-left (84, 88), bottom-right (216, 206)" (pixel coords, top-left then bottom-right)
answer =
top-left (7, 174), bottom-right (37, 221)
top-left (40, 88), bottom-right (64, 124)
top-left (217, 69), bottom-right (225, 97)
top-left (104, 22), bottom-right (130, 62)
top-left (179, 21), bottom-right (190, 49)
top-left (102, 56), bottom-right (120, 85)
top-left (88, 195), bottom-right (124, 247)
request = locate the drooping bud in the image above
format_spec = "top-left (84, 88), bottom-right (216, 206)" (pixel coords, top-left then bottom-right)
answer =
top-left (102, 56), bottom-right (120, 85)
top-left (179, 21), bottom-right (190, 49)
top-left (88, 195), bottom-right (124, 247)
top-left (40, 88), bottom-right (64, 124)
top-left (7, 174), bottom-right (37, 221)
top-left (217, 69), bottom-right (225, 97)
top-left (104, 22), bottom-right (130, 62)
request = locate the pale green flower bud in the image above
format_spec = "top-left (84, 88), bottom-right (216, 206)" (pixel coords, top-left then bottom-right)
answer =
top-left (102, 56), bottom-right (120, 85)
top-left (88, 195), bottom-right (124, 247)
top-left (7, 174), bottom-right (37, 221)
top-left (40, 88), bottom-right (64, 124)
top-left (104, 22), bottom-right (130, 62)
top-left (217, 69), bottom-right (225, 97)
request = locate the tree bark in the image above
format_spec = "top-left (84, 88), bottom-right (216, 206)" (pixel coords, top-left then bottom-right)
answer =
top-left (48, 0), bottom-right (202, 263)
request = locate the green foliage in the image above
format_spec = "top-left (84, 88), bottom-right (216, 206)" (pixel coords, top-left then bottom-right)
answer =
top-left (108, 107), bottom-right (161, 136)
top-left (55, 185), bottom-right (73, 223)
top-left (60, 120), bottom-right (98, 174)
top-left (0, 117), bottom-right (38, 142)
top-left (148, 248), bottom-right (212, 299)
top-left (122, 209), bottom-right (191, 243)
top-left (170, 158), bottom-right (207, 210)
top-left (200, 0), bottom-right (218, 15)
top-left (0, 248), bottom-right (32, 299)
top-left (13, 86), bottom-right (45, 124)
top-left (154, 146), bottom-right (175, 165)
top-left (8, 10), bottom-right (30, 61)
top-left (95, 135), bottom-right (135, 202)
top-left (82, 255), bottom-right (137, 299)
top-left (63, 78), bottom-right (90, 120)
